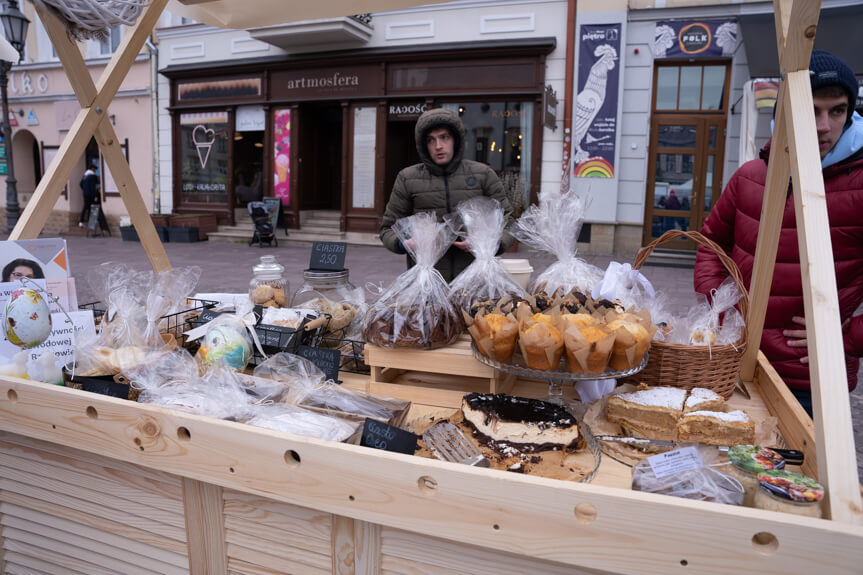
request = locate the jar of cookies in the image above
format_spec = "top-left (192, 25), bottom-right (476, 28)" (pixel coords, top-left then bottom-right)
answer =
top-left (291, 269), bottom-right (360, 338)
top-left (249, 255), bottom-right (289, 308)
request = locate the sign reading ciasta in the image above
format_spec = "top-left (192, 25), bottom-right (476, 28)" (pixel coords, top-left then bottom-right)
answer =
top-left (309, 241), bottom-right (347, 271)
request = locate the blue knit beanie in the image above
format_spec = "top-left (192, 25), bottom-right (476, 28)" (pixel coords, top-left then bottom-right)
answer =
top-left (809, 49), bottom-right (858, 125)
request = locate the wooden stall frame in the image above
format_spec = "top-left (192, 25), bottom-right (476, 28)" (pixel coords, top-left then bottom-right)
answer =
top-left (0, 0), bottom-right (860, 573)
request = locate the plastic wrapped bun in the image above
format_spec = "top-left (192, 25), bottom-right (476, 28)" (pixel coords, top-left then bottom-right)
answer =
top-left (362, 212), bottom-right (464, 349)
top-left (512, 190), bottom-right (603, 296)
top-left (448, 196), bottom-right (524, 312)
top-left (631, 447), bottom-right (744, 505)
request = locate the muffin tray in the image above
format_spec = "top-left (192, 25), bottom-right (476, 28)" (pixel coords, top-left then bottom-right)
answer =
top-left (471, 343), bottom-right (648, 382)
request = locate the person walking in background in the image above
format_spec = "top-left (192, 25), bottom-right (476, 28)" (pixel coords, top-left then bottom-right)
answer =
top-left (694, 49), bottom-right (863, 416)
top-left (78, 160), bottom-right (110, 235)
top-left (380, 107), bottom-right (514, 281)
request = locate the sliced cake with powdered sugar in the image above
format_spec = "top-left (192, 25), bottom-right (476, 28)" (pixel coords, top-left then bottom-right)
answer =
top-left (677, 410), bottom-right (755, 445)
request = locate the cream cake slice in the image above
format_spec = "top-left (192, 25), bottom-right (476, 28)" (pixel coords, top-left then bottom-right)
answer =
top-left (677, 410), bottom-right (755, 446)
top-left (461, 393), bottom-right (579, 454)
top-left (683, 387), bottom-right (728, 413)
top-left (605, 386), bottom-right (687, 441)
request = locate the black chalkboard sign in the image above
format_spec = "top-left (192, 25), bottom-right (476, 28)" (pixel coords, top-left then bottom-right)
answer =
top-left (262, 197), bottom-right (282, 232)
top-left (256, 324), bottom-right (302, 353)
top-left (198, 308), bottom-right (222, 324)
top-left (81, 377), bottom-right (130, 400)
top-left (360, 418), bottom-right (418, 455)
top-left (298, 344), bottom-right (340, 382)
top-left (87, 203), bottom-right (101, 233)
top-left (309, 241), bottom-right (347, 271)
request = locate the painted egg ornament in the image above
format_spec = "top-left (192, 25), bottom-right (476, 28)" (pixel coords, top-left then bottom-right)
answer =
top-left (198, 322), bottom-right (251, 371)
top-left (4, 288), bottom-right (52, 349)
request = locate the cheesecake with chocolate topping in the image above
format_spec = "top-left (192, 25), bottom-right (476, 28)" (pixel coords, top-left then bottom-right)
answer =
top-left (461, 393), bottom-right (580, 454)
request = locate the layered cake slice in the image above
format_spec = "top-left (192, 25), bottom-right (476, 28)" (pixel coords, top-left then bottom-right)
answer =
top-left (461, 393), bottom-right (580, 454)
top-left (683, 387), bottom-right (728, 413)
top-left (605, 386), bottom-right (687, 440)
top-left (677, 410), bottom-right (755, 446)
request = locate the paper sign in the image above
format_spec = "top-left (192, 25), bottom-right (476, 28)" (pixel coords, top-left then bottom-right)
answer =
top-left (0, 279), bottom-right (79, 314)
top-left (309, 241), bottom-right (346, 271)
top-left (0, 310), bottom-right (96, 369)
top-left (360, 418), bottom-right (418, 455)
top-left (647, 446), bottom-right (704, 479)
top-left (297, 344), bottom-right (340, 382)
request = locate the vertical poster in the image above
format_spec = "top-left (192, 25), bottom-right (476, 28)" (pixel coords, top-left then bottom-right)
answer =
top-left (654, 19), bottom-right (737, 59)
top-left (273, 109), bottom-right (291, 205)
top-left (573, 23), bottom-right (620, 179)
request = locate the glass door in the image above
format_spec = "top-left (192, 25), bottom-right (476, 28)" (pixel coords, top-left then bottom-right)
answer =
top-left (643, 62), bottom-right (729, 250)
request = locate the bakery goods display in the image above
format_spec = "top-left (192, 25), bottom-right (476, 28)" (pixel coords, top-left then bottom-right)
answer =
top-left (461, 392), bottom-right (580, 454)
top-left (606, 386), bottom-right (686, 440)
top-left (464, 310), bottom-right (519, 363)
top-left (516, 306), bottom-right (564, 370)
top-left (364, 304), bottom-right (463, 349)
top-left (677, 410), bottom-right (755, 446)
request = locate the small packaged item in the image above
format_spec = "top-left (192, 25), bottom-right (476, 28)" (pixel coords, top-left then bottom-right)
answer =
top-left (244, 404), bottom-right (361, 443)
top-left (632, 446), bottom-right (744, 505)
top-left (754, 469), bottom-right (823, 518)
top-left (362, 212), bottom-right (463, 349)
top-left (447, 196), bottom-right (524, 313)
top-left (726, 444), bottom-right (786, 507)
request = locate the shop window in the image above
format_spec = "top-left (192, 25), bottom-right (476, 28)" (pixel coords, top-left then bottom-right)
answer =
top-left (654, 64), bottom-right (727, 112)
top-left (443, 101), bottom-right (532, 211)
top-left (99, 27), bottom-right (122, 55)
top-left (179, 112), bottom-right (228, 205)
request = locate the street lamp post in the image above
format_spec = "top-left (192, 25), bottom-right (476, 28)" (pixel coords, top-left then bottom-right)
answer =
top-left (0, 0), bottom-right (29, 233)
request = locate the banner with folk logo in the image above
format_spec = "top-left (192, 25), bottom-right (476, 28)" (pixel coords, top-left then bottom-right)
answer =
top-left (654, 19), bottom-right (738, 59)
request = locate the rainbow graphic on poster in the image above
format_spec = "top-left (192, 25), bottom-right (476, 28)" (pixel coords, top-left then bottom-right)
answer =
top-left (574, 157), bottom-right (614, 178)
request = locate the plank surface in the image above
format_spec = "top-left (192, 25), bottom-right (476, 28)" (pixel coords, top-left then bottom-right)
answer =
top-left (183, 478), bottom-right (227, 575)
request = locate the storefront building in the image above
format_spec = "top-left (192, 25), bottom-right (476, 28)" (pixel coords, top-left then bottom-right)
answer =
top-left (3, 5), bottom-right (162, 235)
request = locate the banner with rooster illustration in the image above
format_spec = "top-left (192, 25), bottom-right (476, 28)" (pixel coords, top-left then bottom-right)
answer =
top-left (574, 23), bottom-right (620, 179)
top-left (654, 19), bottom-right (737, 59)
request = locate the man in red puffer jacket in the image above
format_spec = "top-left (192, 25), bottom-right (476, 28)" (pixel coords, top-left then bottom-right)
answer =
top-left (694, 50), bottom-right (863, 416)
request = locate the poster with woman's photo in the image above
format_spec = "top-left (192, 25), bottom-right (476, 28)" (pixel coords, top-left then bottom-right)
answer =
top-left (0, 239), bottom-right (77, 313)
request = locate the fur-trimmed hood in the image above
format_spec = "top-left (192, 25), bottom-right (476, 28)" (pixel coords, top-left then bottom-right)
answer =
top-left (414, 107), bottom-right (466, 176)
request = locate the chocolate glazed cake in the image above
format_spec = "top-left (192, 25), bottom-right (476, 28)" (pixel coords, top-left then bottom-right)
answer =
top-left (461, 393), bottom-right (580, 454)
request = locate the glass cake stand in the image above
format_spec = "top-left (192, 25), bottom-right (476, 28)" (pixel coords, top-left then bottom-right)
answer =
top-left (471, 343), bottom-right (648, 405)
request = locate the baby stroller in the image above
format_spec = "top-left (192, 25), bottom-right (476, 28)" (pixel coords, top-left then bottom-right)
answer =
top-left (248, 201), bottom-right (277, 247)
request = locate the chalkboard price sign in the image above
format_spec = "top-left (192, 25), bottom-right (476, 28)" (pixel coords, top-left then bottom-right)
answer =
top-left (309, 241), bottom-right (347, 271)
top-left (360, 418), bottom-right (418, 455)
top-left (256, 324), bottom-right (300, 353)
top-left (297, 344), bottom-right (341, 382)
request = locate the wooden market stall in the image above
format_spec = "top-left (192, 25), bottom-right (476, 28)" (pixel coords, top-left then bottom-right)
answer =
top-left (0, 0), bottom-right (861, 573)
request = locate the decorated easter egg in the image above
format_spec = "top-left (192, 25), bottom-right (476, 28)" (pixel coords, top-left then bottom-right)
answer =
top-left (4, 288), bottom-right (52, 349)
top-left (198, 322), bottom-right (251, 370)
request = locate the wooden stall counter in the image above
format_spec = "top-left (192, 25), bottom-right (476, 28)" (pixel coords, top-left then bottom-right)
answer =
top-left (0, 348), bottom-right (860, 575)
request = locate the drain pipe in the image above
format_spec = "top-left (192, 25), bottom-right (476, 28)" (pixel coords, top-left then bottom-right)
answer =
top-left (561, 0), bottom-right (577, 188)
top-left (145, 37), bottom-right (161, 214)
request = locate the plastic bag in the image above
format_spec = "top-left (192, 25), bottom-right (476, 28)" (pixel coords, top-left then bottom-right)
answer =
top-left (196, 313), bottom-right (253, 371)
top-left (73, 263), bottom-right (200, 375)
top-left (128, 349), bottom-right (254, 421)
top-left (362, 212), bottom-right (463, 348)
top-left (511, 191), bottom-right (603, 296)
top-left (631, 446), bottom-right (744, 505)
top-left (447, 196), bottom-right (524, 312)
top-left (244, 403), bottom-right (360, 442)
top-left (251, 352), bottom-right (327, 404)
top-left (591, 262), bottom-right (656, 312)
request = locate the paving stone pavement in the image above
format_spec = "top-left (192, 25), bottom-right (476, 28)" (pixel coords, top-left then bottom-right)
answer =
top-left (31, 235), bottom-right (863, 482)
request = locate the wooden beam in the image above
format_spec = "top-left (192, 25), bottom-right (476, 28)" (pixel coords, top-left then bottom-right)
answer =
top-left (183, 478), bottom-right (228, 575)
top-left (11, 1), bottom-right (171, 272)
top-left (777, 0), bottom-right (822, 74)
top-left (739, 82), bottom-right (791, 381)
top-left (784, 69), bottom-right (862, 524)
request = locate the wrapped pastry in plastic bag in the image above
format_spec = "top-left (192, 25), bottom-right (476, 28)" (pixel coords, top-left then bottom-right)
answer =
top-left (448, 196), bottom-right (524, 313)
top-left (662, 277), bottom-right (743, 351)
top-left (362, 212), bottom-right (463, 349)
top-left (511, 191), bottom-right (603, 297)
top-left (252, 353), bottom-right (411, 425)
top-left (244, 403), bottom-right (361, 443)
top-left (73, 263), bottom-right (201, 376)
top-left (632, 445), bottom-right (744, 505)
top-left (592, 261), bottom-right (657, 314)
top-left (128, 349), bottom-right (254, 421)
top-left (195, 313), bottom-right (253, 371)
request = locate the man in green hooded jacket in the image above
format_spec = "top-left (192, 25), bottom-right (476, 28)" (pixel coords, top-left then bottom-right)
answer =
top-left (380, 107), bottom-right (514, 281)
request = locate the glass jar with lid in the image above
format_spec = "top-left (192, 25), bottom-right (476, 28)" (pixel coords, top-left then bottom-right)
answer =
top-left (754, 469), bottom-right (823, 518)
top-left (291, 269), bottom-right (360, 337)
top-left (726, 445), bottom-right (786, 507)
top-left (249, 255), bottom-right (289, 308)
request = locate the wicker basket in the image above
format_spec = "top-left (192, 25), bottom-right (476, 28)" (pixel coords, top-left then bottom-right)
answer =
top-left (624, 230), bottom-right (749, 399)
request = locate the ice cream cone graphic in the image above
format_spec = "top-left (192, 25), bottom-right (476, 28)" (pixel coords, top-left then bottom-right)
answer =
top-left (193, 125), bottom-right (216, 169)
top-left (275, 153), bottom-right (289, 184)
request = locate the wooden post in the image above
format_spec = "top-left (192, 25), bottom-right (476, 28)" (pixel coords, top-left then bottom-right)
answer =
top-left (14, 0), bottom-right (171, 273)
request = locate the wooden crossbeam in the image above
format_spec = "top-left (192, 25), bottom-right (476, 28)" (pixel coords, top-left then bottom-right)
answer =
top-left (11, 0), bottom-right (170, 272)
top-left (745, 0), bottom-right (860, 524)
